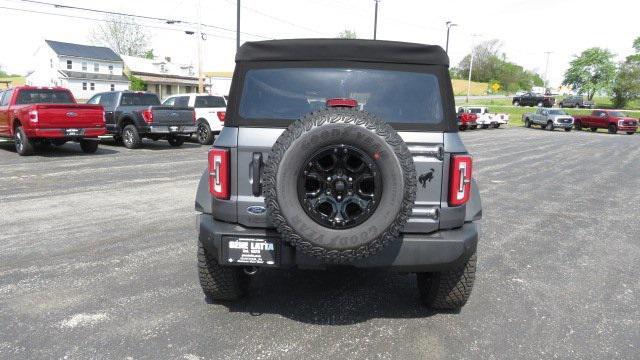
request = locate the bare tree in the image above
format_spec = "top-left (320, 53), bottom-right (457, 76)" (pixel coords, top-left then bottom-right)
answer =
top-left (90, 15), bottom-right (151, 57)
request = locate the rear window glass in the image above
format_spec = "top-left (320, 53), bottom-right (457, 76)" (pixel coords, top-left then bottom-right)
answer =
top-left (120, 93), bottom-right (160, 106)
top-left (239, 68), bottom-right (443, 124)
top-left (195, 96), bottom-right (226, 108)
top-left (15, 89), bottom-right (74, 104)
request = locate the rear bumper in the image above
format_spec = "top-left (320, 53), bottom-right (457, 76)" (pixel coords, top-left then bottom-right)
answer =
top-left (197, 215), bottom-right (478, 272)
top-left (26, 127), bottom-right (106, 139)
top-left (143, 125), bottom-right (197, 134)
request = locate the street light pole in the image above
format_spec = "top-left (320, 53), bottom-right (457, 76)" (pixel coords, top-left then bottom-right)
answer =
top-left (445, 21), bottom-right (457, 54)
top-left (197, 0), bottom-right (203, 93)
top-left (373, 0), bottom-right (380, 40)
top-left (543, 51), bottom-right (552, 89)
top-left (466, 34), bottom-right (479, 104)
top-left (236, 0), bottom-right (241, 50)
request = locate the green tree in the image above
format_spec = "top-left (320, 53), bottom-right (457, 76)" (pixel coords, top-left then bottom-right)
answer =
top-left (563, 48), bottom-right (616, 100)
top-left (626, 36), bottom-right (640, 62)
top-left (129, 75), bottom-right (147, 91)
top-left (338, 30), bottom-right (357, 39)
top-left (452, 39), bottom-right (543, 92)
top-left (144, 49), bottom-right (155, 60)
top-left (611, 61), bottom-right (640, 108)
top-left (611, 37), bottom-right (640, 108)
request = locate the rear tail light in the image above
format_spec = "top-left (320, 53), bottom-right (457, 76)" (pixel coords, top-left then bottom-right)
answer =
top-left (28, 110), bottom-right (39, 123)
top-left (448, 154), bottom-right (472, 206)
top-left (142, 107), bottom-right (153, 124)
top-left (326, 98), bottom-right (358, 108)
top-left (208, 148), bottom-right (230, 199)
top-left (217, 111), bottom-right (226, 122)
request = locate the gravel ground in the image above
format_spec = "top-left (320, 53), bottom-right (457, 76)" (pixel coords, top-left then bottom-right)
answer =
top-left (0, 128), bottom-right (638, 359)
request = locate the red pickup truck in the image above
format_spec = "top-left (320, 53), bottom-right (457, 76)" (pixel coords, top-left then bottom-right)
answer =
top-left (0, 86), bottom-right (106, 155)
top-left (457, 108), bottom-right (478, 130)
top-left (573, 110), bottom-right (638, 135)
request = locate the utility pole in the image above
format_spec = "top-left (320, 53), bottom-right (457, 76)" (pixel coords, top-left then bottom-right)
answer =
top-left (445, 21), bottom-right (457, 54)
top-left (466, 34), bottom-right (479, 104)
top-left (543, 51), bottom-right (552, 90)
top-left (236, 0), bottom-right (241, 50)
top-left (197, 0), bottom-right (204, 93)
top-left (373, 0), bottom-right (380, 40)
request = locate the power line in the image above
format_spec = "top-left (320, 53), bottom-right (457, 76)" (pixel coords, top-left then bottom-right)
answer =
top-left (10, 0), bottom-right (272, 39)
top-left (0, 5), bottom-right (240, 41)
top-left (223, 0), bottom-right (329, 36)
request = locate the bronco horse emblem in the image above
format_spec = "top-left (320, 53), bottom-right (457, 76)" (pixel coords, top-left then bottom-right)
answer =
top-left (418, 168), bottom-right (435, 188)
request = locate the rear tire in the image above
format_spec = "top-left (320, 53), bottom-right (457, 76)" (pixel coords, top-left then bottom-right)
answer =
top-left (198, 240), bottom-right (249, 301)
top-left (493, 123), bottom-right (500, 128)
top-left (418, 252), bottom-right (477, 310)
top-left (14, 126), bottom-right (35, 156)
top-left (80, 139), bottom-right (99, 153)
top-left (122, 125), bottom-right (141, 149)
top-left (608, 124), bottom-right (617, 134)
top-left (197, 121), bottom-right (214, 145)
top-left (167, 136), bottom-right (185, 147)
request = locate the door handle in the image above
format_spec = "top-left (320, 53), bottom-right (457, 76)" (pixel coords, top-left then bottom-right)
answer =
top-left (251, 152), bottom-right (263, 196)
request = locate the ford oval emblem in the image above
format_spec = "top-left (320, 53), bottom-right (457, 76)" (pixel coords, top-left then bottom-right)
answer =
top-left (246, 206), bottom-right (266, 215)
top-left (66, 111), bottom-right (78, 117)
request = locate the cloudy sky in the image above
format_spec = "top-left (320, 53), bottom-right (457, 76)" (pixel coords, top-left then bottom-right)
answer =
top-left (0, 0), bottom-right (637, 87)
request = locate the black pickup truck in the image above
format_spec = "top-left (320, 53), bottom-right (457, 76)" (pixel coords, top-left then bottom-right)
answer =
top-left (512, 92), bottom-right (555, 107)
top-left (87, 91), bottom-right (196, 149)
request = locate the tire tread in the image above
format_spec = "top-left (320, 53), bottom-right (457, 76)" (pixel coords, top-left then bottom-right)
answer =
top-left (418, 252), bottom-right (477, 310)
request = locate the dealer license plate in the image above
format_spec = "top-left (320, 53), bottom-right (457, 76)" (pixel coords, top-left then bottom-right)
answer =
top-left (223, 237), bottom-right (278, 266)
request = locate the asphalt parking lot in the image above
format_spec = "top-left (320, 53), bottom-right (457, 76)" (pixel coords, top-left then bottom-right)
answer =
top-left (0, 128), bottom-right (638, 359)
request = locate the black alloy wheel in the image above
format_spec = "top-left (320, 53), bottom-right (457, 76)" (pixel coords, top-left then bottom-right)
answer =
top-left (298, 144), bottom-right (382, 229)
top-left (197, 121), bottom-right (214, 145)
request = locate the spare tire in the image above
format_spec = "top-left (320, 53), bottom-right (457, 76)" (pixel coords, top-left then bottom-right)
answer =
top-left (263, 108), bottom-right (416, 263)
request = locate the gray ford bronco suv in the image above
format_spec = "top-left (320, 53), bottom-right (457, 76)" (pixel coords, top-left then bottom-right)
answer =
top-left (195, 39), bottom-right (482, 310)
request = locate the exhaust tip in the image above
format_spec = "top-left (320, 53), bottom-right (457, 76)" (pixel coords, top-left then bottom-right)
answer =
top-left (243, 266), bottom-right (259, 275)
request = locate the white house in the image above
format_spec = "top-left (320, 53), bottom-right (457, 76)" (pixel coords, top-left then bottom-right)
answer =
top-left (120, 55), bottom-right (205, 100)
top-left (26, 40), bottom-right (130, 101)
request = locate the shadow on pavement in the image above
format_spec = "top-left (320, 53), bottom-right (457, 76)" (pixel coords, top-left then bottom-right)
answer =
top-left (0, 141), bottom-right (119, 157)
top-left (99, 138), bottom-right (203, 150)
top-left (216, 268), bottom-right (453, 325)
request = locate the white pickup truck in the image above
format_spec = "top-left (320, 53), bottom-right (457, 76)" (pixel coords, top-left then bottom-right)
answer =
top-left (457, 106), bottom-right (509, 129)
top-left (163, 93), bottom-right (227, 144)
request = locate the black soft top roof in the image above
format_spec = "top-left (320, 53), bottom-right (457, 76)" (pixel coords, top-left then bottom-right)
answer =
top-left (236, 39), bottom-right (449, 66)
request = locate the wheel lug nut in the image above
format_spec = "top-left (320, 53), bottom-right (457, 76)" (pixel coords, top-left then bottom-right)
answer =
top-left (348, 177), bottom-right (352, 181)
top-left (327, 177), bottom-right (331, 181)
